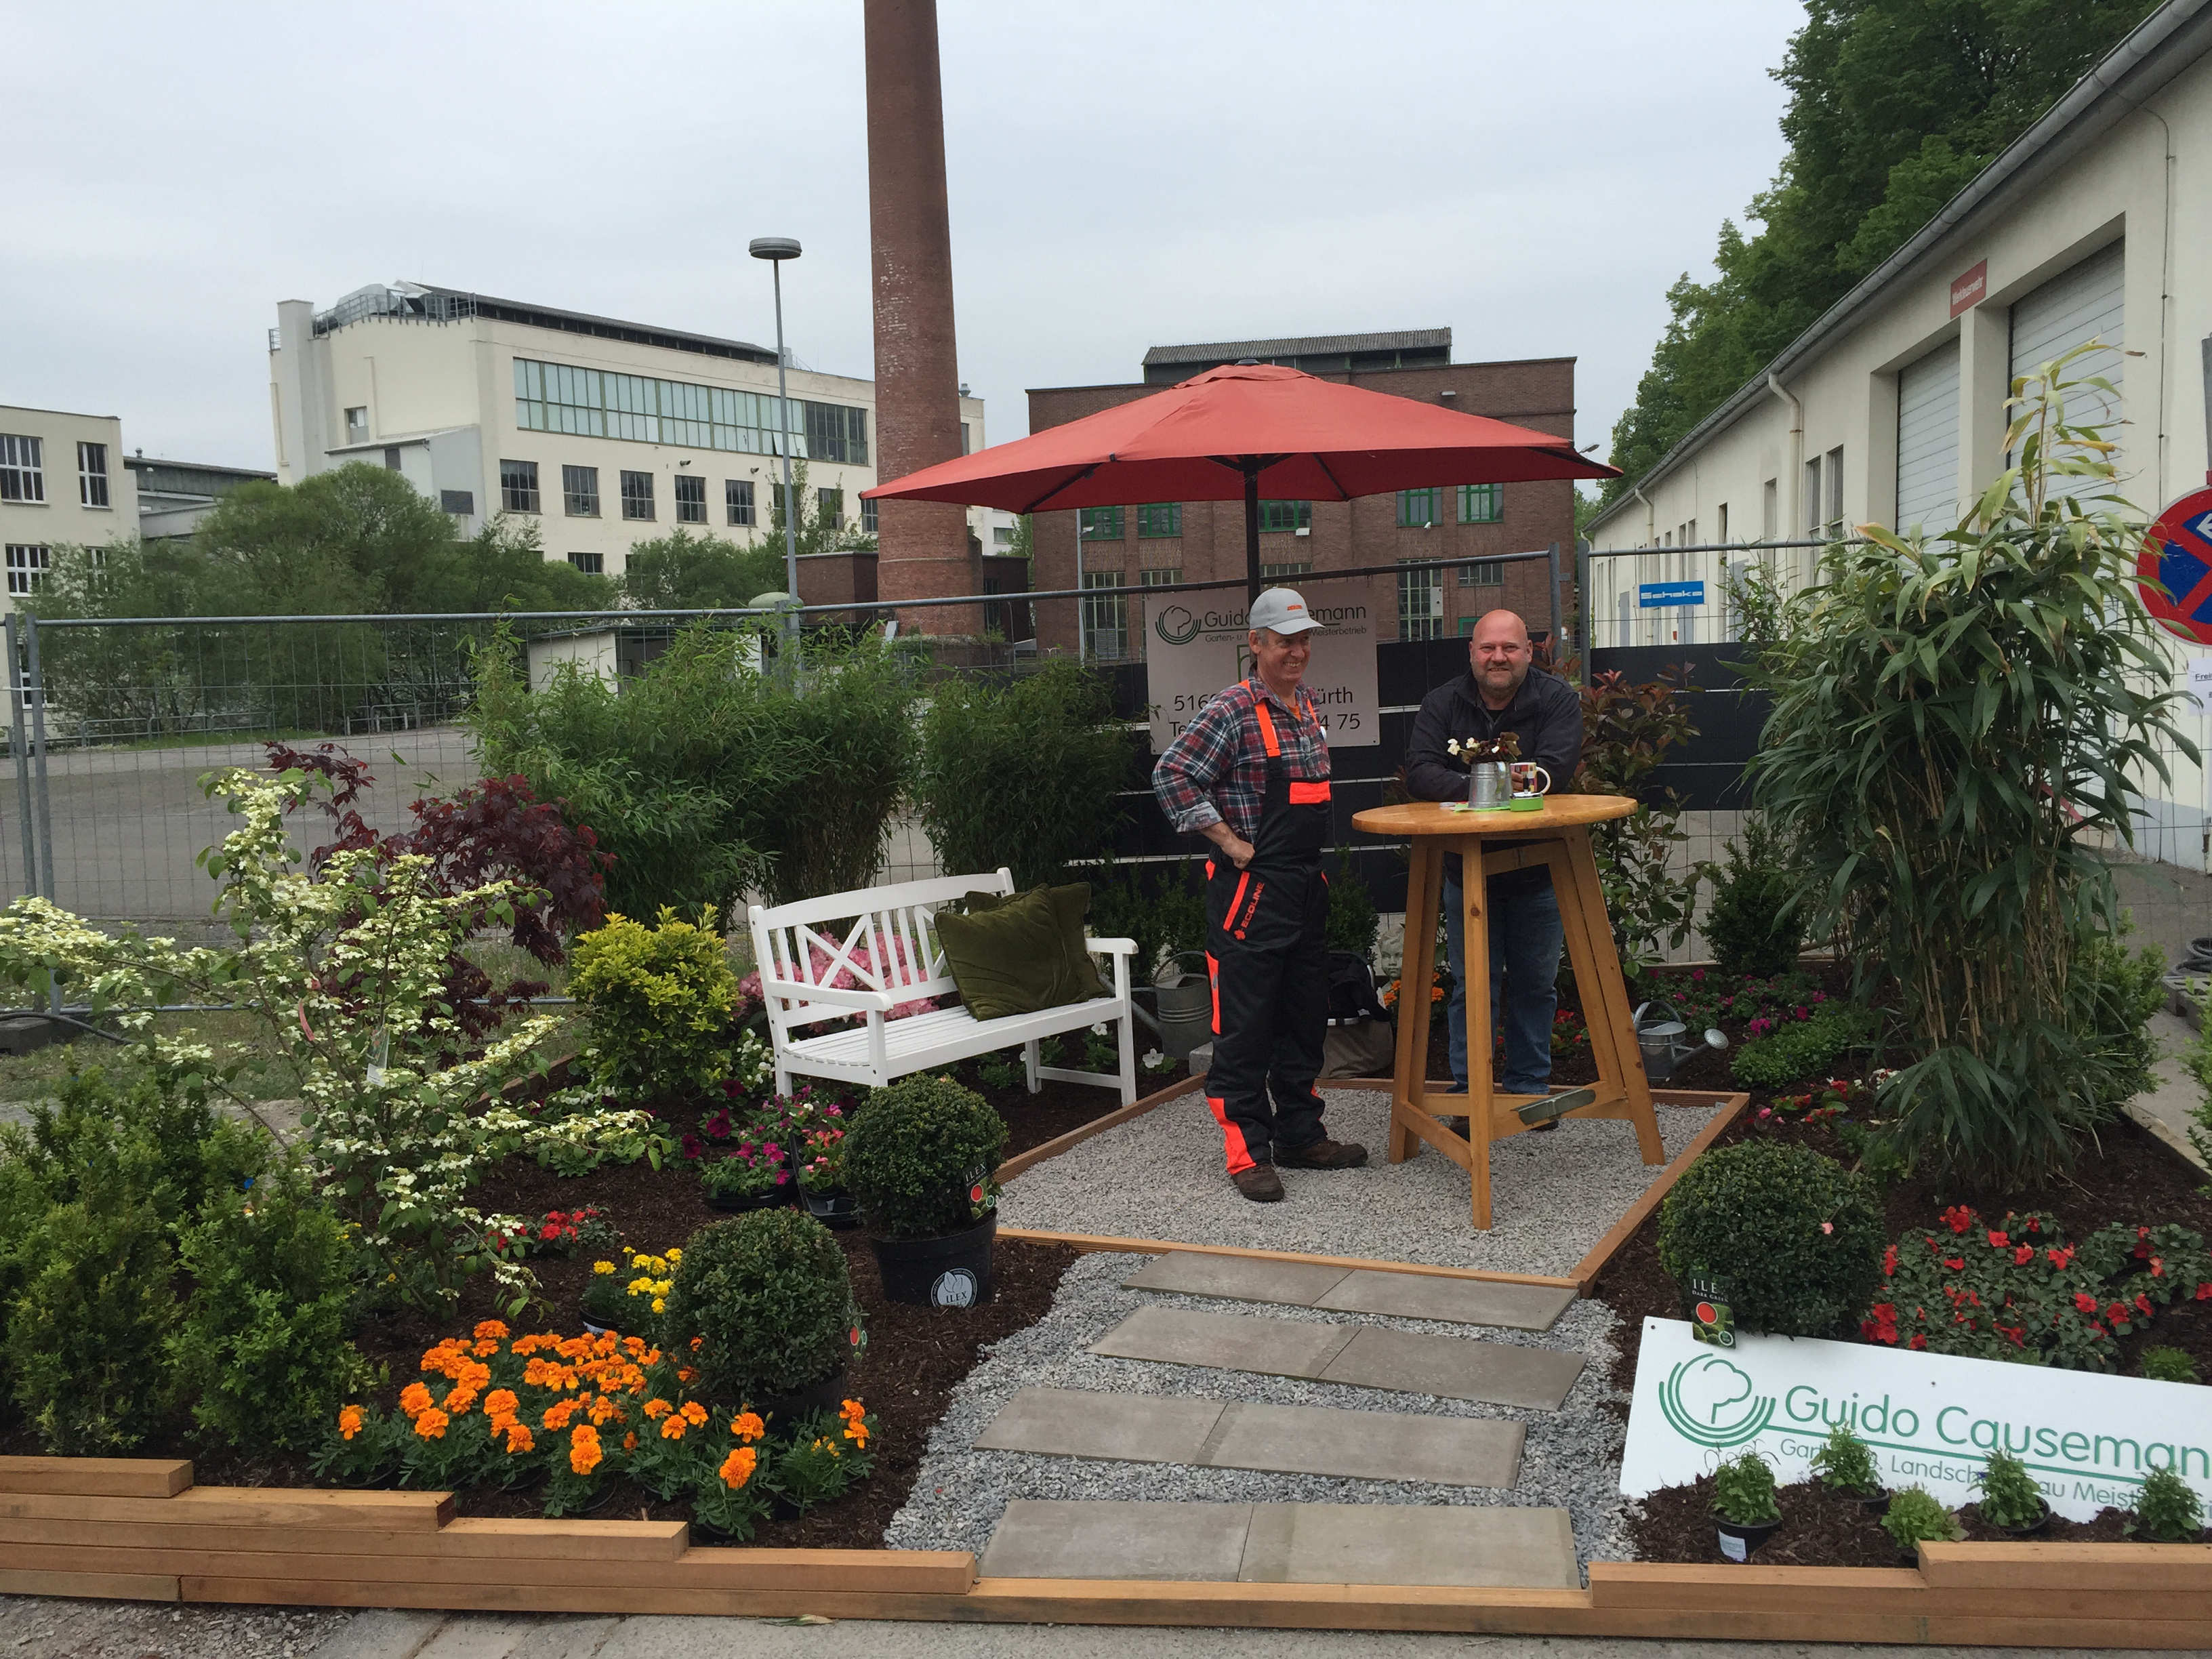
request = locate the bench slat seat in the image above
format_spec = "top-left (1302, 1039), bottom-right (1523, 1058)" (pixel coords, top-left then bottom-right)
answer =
top-left (748, 868), bottom-right (1139, 1104)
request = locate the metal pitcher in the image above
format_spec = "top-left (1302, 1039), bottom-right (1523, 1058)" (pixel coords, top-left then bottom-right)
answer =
top-left (1468, 761), bottom-right (1511, 810)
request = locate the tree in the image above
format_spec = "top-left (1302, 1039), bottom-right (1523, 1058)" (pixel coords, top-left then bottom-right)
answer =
top-left (766, 459), bottom-right (877, 561)
top-left (1602, 0), bottom-right (2160, 504)
top-left (618, 529), bottom-right (785, 611)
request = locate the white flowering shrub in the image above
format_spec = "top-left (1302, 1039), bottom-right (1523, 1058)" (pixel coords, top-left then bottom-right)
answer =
top-left (0, 766), bottom-right (654, 1312)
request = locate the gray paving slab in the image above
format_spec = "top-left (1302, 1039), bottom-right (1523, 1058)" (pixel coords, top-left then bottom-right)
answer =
top-left (970, 1387), bottom-right (1223, 1465)
top-left (1120, 1250), bottom-right (1353, 1305)
top-left (1204, 1400), bottom-right (1523, 1489)
top-left (1317, 1324), bottom-right (1584, 1410)
top-left (978, 1499), bottom-right (1253, 1581)
top-left (1315, 1268), bottom-right (1577, 1332)
top-left (1087, 1305), bottom-right (1359, 1379)
top-left (1237, 1502), bottom-right (1580, 1588)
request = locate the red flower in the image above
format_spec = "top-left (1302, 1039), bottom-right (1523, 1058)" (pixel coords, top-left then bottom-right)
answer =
top-left (2046, 1247), bottom-right (2074, 1270)
top-left (1987, 1231), bottom-right (2009, 1248)
top-left (1883, 1245), bottom-right (1899, 1277)
top-left (2135, 1293), bottom-right (2154, 1317)
top-left (2074, 1292), bottom-right (2099, 1315)
top-left (2107, 1303), bottom-right (2130, 1324)
top-left (2012, 1246), bottom-right (2033, 1266)
top-left (1942, 1205), bottom-right (1973, 1235)
top-left (2196, 1282), bottom-right (2212, 1302)
top-left (1908, 1333), bottom-right (1927, 1350)
top-left (1943, 1258), bottom-right (1965, 1272)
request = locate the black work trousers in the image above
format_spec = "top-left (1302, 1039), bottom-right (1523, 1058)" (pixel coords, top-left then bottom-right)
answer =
top-left (1204, 860), bottom-right (1329, 1172)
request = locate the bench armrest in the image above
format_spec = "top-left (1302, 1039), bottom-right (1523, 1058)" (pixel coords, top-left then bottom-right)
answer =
top-left (1083, 936), bottom-right (1139, 957)
top-left (756, 976), bottom-right (899, 1012)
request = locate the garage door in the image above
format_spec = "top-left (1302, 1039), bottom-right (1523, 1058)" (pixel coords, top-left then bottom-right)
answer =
top-left (1895, 338), bottom-right (1959, 533)
top-left (2010, 241), bottom-right (2124, 434)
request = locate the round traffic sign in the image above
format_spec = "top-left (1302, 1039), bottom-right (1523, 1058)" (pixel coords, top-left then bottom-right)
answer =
top-left (2138, 485), bottom-right (2212, 644)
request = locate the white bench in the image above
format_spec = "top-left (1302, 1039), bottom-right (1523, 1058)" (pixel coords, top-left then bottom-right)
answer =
top-left (747, 868), bottom-right (1139, 1103)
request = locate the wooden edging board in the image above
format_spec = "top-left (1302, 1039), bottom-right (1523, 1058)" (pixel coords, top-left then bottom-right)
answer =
top-left (3, 1461), bottom-right (2210, 1646)
top-left (994, 1072), bottom-right (1206, 1183)
top-left (1568, 1088), bottom-right (1748, 1294)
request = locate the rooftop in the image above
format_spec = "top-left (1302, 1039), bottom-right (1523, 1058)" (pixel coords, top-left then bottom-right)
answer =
top-left (309, 281), bottom-right (781, 367)
top-left (1143, 328), bottom-right (1452, 366)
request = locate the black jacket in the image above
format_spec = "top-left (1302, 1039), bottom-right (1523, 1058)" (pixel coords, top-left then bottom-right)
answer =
top-left (1404, 667), bottom-right (1584, 887)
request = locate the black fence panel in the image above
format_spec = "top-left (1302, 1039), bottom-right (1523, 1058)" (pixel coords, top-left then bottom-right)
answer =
top-left (1589, 642), bottom-right (1769, 812)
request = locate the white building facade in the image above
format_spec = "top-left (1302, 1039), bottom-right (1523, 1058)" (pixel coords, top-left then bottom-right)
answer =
top-left (269, 283), bottom-right (988, 579)
top-left (0, 405), bottom-right (140, 611)
top-left (1585, 0), bottom-right (2212, 865)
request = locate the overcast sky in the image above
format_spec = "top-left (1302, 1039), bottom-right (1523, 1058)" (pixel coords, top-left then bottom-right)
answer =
top-left (7, 1), bottom-right (1800, 474)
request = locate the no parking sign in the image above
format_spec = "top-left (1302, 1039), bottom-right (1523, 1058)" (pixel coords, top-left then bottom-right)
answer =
top-left (2139, 485), bottom-right (2212, 643)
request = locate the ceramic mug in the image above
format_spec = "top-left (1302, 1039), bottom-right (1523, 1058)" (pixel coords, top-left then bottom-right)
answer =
top-left (1511, 762), bottom-right (1552, 797)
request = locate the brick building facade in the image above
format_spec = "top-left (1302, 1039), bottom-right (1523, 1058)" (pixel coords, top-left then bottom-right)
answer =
top-left (1026, 331), bottom-right (1580, 657)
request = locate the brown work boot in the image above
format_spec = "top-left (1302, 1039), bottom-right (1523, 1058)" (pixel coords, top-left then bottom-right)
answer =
top-left (1277, 1136), bottom-right (1368, 1170)
top-left (1233, 1164), bottom-right (1285, 1202)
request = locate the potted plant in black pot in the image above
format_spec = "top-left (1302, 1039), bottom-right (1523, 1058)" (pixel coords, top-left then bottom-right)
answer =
top-left (1811, 1422), bottom-right (1887, 1511)
top-left (661, 1209), bottom-right (862, 1429)
top-left (1973, 1450), bottom-right (2051, 1537)
top-left (844, 1074), bottom-right (1008, 1308)
top-left (792, 1097), bottom-right (858, 1229)
top-left (1711, 1450), bottom-right (1781, 1561)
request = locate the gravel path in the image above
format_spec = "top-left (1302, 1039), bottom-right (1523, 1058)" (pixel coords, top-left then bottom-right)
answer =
top-left (999, 1087), bottom-right (1725, 1275)
top-left (883, 1250), bottom-right (1641, 1574)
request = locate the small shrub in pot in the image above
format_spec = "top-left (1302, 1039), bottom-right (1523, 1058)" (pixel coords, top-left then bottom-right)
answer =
top-left (2127, 1465), bottom-right (2206, 1541)
top-left (1881, 1486), bottom-right (1963, 1554)
top-left (1974, 1450), bottom-right (2048, 1532)
top-left (1711, 1450), bottom-right (1780, 1561)
top-left (1809, 1422), bottom-right (1881, 1499)
top-left (662, 1210), bottom-right (855, 1403)
top-left (844, 1075), bottom-right (1008, 1240)
top-left (1657, 1141), bottom-right (1884, 1336)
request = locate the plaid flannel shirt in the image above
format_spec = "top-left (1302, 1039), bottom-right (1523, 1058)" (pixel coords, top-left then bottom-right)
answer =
top-left (1151, 678), bottom-right (1330, 840)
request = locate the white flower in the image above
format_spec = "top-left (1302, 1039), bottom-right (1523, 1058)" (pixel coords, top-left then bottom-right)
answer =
top-left (1142, 1050), bottom-right (1165, 1069)
top-left (1090, 1022), bottom-right (1108, 1036)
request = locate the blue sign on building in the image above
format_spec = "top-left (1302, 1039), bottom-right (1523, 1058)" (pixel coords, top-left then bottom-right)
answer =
top-left (1638, 581), bottom-right (1706, 609)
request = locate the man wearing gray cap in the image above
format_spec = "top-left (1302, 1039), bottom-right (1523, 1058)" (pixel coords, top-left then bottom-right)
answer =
top-left (1152, 587), bottom-right (1369, 1203)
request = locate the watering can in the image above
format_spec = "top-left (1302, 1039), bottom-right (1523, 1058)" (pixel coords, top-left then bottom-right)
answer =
top-left (1630, 1002), bottom-right (1728, 1082)
top-left (1152, 952), bottom-right (1214, 1063)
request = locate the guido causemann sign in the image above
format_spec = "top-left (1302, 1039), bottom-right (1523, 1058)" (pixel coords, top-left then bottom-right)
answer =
top-left (1143, 588), bottom-right (1378, 754)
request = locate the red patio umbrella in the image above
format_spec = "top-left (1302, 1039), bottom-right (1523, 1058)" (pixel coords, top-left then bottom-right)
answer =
top-left (862, 362), bottom-right (1619, 598)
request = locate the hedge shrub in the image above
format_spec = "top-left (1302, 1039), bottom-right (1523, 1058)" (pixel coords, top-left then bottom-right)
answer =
top-left (844, 1075), bottom-right (1008, 1240)
top-left (1730, 1002), bottom-right (1877, 1088)
top-left (663, 1210), bottom-right (855, 1403)
top-left (7, 1193), bottom-right (176, 1453)
top-left (569, 907), bottom-right (741, 1101)
top-left (1657, 1141), bottom-right (1884, 1337)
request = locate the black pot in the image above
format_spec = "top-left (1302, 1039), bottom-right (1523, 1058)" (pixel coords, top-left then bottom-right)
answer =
top-left (579, 1310), bottom-right (616, 1337)
top-left (756, 1364), bottom-right (851, 1429)
top-left (706, 1181), bottom-right (796, 1214)
top-left (1713, 1512), bottom-right (1780, 1562)
top-left (871, 1211), bottom-right (996, 1308)
top-left (802, 1187), bottom-right (859, 1229)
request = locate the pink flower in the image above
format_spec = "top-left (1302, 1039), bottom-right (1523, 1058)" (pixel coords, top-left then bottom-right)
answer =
top-left (1820, 1221), bottom-right (1834, 1235)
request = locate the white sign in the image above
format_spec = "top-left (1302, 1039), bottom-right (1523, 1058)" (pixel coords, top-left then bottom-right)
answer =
top-left (1143, 586), bottom-right (1378, 753)
top-left (1621, 1317), bottom-right (2212, 1521)
top-left (2187, 656), bottom-right (2212, 714)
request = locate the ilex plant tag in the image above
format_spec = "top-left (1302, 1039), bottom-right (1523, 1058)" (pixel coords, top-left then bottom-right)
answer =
top-left (1687, 1268), bottom-right (1736, 1349)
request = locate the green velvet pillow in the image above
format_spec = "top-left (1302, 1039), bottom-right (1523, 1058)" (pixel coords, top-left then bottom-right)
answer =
top-left (947, 883), bottom-right (1110, 1012)
top-left (935, 888), bottom-right (1069, 1021)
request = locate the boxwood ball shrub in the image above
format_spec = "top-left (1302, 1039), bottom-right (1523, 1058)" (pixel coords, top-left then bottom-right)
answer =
top-left (663, 1210), bottom-right (855, 1403)
top-left (1657, 1141), bottom-right (1885, 1337)
top-left (844, 1075), bottom-right (1009, 1240)
top-left (569, 905), bottom-right (741, 1101)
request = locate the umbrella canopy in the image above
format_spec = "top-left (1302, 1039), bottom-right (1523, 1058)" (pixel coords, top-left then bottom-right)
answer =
top-left (863, 362), bottom-right (1618, 598)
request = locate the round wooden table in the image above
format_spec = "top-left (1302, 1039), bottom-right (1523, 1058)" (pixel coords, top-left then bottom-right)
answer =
top-left (1350, 794), bottom-right (1666, 1229)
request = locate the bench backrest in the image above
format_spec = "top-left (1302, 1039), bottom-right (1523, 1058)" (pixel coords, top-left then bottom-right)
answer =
top-left (747, 868), bottom-right (1015, 1032)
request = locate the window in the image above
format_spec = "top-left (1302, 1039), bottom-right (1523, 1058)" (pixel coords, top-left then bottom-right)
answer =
top-left (562, 465), bottom-right (600, 516)
top-left (1457, 482), bottom-right (1502, 523)
top-left (500, 459), bottom-right (540, 513)
top-left (1458, 559), bottom-right (1504, 587)
top-left (1397, 560), bottom-right (1443, 639)
top-left (861, 497), bottom-right (878, 535)
top-left (78, 443), bottom-right (109, 508)
top-left (1804, 455), bottom-right (1823, 537)
top-left (1824, 446), bottom-right (1844, 537)
top-left (620, 470), bottom-right (655, 520)
top-left (1136, 502), bottom-right (1183, 538)
top-left (1081, 571), bottom-right (1128, 660)
top-left (383, 447), bottom-right (402, 470)
top-left (961, 422), bottom-right (972, 455)
top-left (993, 525), bottom-right (1015, 546)
top-left (513, 358), bottom-right (867, 462)
top-left (726, 479), bottom-right (754, 526)
top-left (817, 487), bottom-right (843, 529)
top-left (1, 435), bottom-right (45, 503)
top-left (1716, 502), bottom-right (1729, 543)
top-left (674, 474), bottom-right (707, 524)
top-left (1761, 478), bottom-right (1778, 541)
top-left (346, 407), bottom-right (369, 441)
top-left (440, 489), bottom-right (474, 515)
top-left (1260, 560), bottom-right (1312, 580)
top-left (567, 552), bottom-right (603, 575)
top-left (1078, 506), bottom-right (1124, 541)
top-left (1258, 499), bottom-right (1311, 533)
top-left (1140, 567), bottom-right (1182, 587)
top-left (5, 544), bottom-right (49, 595)
top-left (1397, 487), bottom-right (1441, 528)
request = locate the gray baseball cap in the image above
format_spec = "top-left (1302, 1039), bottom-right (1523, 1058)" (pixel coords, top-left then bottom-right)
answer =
top-left (1247, 587), bottom-right (1324, 636)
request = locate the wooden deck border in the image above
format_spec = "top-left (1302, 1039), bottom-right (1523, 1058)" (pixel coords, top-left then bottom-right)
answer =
top-left (1568, 1088), bottom-right (1749, 1294)
top-left (3, 1459), bottom-right (2207, 1645)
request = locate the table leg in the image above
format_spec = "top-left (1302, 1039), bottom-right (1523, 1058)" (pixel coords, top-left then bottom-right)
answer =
top-left (1562, 825), bottom-right (1666, 1165)
top-left (1462, 854), bottom-right (1494, 1230)
top-left (1388, 844), bottom-right (1441, 1165)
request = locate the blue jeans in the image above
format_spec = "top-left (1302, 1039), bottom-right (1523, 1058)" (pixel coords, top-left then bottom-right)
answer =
top-left (1443, 871), bottom-right (1565, 1096)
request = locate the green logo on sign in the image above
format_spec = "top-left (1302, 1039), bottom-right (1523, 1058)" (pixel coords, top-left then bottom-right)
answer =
top-left (1660, 1354), bottom-right (1776, 1448)
top-left (1155, 606), bottom-right (1202, 647)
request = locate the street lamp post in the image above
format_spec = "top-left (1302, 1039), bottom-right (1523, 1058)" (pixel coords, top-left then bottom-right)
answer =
top-left (748, 236), bottom-right (803, 663)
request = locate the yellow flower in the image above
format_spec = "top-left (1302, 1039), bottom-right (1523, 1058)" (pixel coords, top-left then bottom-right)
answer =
top-left (651, 1298), bottom-right (666, 1314)
top-left (592, 1261), bottom-right (615, 1276)
top-left (665, 1247), bottom-right (682, 1261)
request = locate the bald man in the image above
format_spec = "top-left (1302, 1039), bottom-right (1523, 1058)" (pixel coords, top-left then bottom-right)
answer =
top-left (1403, 610), bottom-right (1584, 1107)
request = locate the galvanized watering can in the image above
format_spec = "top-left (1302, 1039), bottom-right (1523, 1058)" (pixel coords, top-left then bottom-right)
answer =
top-left (1630, 1002), bottom-right (1728, 1081)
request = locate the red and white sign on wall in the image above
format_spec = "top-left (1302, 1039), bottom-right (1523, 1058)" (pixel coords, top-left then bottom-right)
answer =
top-left (2138, 485), bottom-right (2212, 647)
top-left (1949, 259), bottom-right (1989, 318)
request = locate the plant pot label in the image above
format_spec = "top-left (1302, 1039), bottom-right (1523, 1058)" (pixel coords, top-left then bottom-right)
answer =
top-left (1686, 1269), bottom-right (1736, 1349)
top-left (930, 1267), bottom-right (979, 1309)
top-left (1717, 1529), bottom-right (1749, 1563)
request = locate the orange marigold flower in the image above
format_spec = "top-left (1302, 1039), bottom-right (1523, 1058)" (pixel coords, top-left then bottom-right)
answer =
top-left (690, 1336), bottom-right (703, 1351)
top-left (680, 1401), bottom-right (708, 1427)
top-left (472, 1339), bottom-right (501, 1359)
top-left (588, 1394), bottom-right (621, 1426)
top-left (484, 1389), bottom-right (518, 1420)
top-left (731, 1410), bottom-right (766, 1443)
top-left (719, 1446), bottom-right (757, 1489)
top-left (642, 1397), bottom-right (673, 1420)
top-left (413, 1408), bottom-right (450, 1441)
top-left (569, 1426), bottom-right (602, 1476)
top-left (398, 1382), bottom-right (434, 1417)
top-left (543, 1399), bottom-right (581, 1432)
top-left (840, 1398), bottom-right (865, 1421)
top-left (474, 1319), bottom-right (510, 1342)
top-left (677, 1366), bottom-right (697, 1385)
top-left (660, 1415), bottom-right (689, 1441)
top-left (337, 1405), bottom-right (365, 1441)
top-left (557, 1336), bottom-right (592, 1359)
top-left (623, 1430), bottom-right (639, 1451)
top-left (844, 1420), bottom-right (869, 1448)
top-left (502, 1421), bottom-right (535, 1454)
top-left (442, 1387), bottom-right (478, 1416)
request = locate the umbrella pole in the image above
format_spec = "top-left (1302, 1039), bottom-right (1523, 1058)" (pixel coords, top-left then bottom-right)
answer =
top-left (1244, 462), bottom-right (1262, 602)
